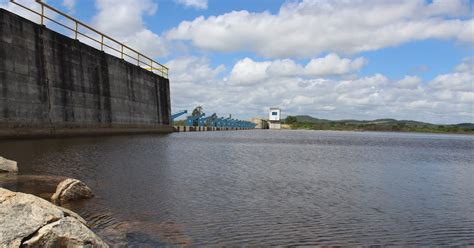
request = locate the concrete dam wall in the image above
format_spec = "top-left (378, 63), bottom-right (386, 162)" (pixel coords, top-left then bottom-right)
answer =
top-left (0, 9), bottom-right (172, 138)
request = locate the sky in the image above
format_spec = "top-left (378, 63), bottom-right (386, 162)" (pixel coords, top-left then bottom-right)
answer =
top-left (1, 0), bottom-right (473, 124)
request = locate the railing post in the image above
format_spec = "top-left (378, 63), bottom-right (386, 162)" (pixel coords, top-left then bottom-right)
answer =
top-left (121, 45), bottom-right (124, 59)
top-left (40, 3), bottom-right (44, 25)
top-left (100, 35), bottom-right (104, 51)
top-left (150, 59), bottom-right (153, 72)
top-left (137, 54), bottom-right (140, 66)
top-left (74, 22), bottom-right (78, 40)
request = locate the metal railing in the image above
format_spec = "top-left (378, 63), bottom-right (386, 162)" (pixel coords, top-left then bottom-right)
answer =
top-left (9, 0), bottom-right (169, 78)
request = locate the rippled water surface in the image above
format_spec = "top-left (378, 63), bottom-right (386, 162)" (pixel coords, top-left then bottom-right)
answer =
top-left (1, 130), bottom-right (473, 246)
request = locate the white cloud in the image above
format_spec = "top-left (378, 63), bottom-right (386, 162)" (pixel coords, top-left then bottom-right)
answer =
top-left (266, 59), bottom-right (303, 77)
top-left (429, 71), bottom-right (473, 93)
top-left (229, 54), bottom-right (367, 85)
top-left (93, 0), bottom-right (157, 37)
top-left (455, 57), bottom-right (474, 73)
top-left (169, 56), bottom-right (473, 124)
top-left (92, 0), bottom-right (166, 58)
top-left (62, 0), bottom-right (77, 11)
top-left (396, 76), bottom-right (422, 89)
top-left (426, 0), bottom-right (471, 17)
top-left (305, 54), bottom-right (367, 76)
top-left (229, 58), bottom-right (272, 86)
top-left (175, 0), bottom-right (207, 10)
top-left (166, 0), bottom-right (474, 58)
top-left (166, 56), bottom-right (225, 83)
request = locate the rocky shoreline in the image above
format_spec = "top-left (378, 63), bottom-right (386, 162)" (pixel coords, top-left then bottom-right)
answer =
top-left (0, 156), bottom-right (108, 247)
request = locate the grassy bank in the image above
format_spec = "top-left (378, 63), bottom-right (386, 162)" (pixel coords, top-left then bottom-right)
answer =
top-left (284, 115), bottom-right (474, 134)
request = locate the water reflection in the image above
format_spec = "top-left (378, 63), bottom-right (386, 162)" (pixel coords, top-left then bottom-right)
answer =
top-left (0, 131), bottom-right (473, 246)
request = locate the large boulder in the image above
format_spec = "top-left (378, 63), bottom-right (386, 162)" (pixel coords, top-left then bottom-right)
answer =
top-left (0, 187), bottom-right (108, 248)
top-left (0, 156), bottom-right (17, 173)
top-left (51, 178), bottom-right (93, 205)
top-left (22, 217), bottom-right (106, 247)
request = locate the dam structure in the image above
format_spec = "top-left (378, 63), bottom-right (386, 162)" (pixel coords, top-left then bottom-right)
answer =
top-left (0, 3), bottom-right (172, 138)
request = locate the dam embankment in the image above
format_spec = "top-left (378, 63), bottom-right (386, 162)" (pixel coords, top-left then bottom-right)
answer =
top-left (0, 9), bottom-right (172, 138)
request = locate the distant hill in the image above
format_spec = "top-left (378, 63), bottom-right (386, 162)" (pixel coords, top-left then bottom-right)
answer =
top-left (455, 123), bottom-right (474, 128)
top-left (289, 115), bottom-right (473, 133)
top-left (293, 115), bottom-right (471, 127)
top-left (294, 115), bottom-right (331, 123)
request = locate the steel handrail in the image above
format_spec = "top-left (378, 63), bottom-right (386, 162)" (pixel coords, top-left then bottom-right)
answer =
top-left (9, 0), bottom-right (169, 78)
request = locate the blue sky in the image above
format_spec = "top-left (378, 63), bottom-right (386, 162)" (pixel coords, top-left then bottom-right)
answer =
top-left (359, 39), bottom-right (471, 81)
top-left (1, 0), bottom-right (473, 124)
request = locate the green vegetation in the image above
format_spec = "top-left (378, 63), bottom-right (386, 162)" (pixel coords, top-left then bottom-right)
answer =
top-left (285, 116), bottom-right (298, 125)
top-left (284, 115), bottom-right (474, 134)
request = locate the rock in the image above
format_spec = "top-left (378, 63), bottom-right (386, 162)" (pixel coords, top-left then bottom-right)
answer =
top-left (0, 187), bottom-right (108, 247)
top-left (0, 156), bottom-right (17, 173)
top-left (0, 187), bottom-right (64, 247)
top-left (51, 178), bottom-right (93, 205)
top-left (22, 217), bottom-right (108, 247)
top-left (57, 206), bottom-right (87, 225)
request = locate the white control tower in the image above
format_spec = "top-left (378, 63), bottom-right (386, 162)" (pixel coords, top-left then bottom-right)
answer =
top-left (268, 108), bottom-right (281, 129)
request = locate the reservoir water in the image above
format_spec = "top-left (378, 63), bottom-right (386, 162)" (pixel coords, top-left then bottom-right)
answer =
top-left (1, 130), bottom-right (473, 246)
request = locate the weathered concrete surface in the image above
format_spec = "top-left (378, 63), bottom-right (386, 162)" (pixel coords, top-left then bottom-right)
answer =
top-left (0, 156), bottom-right (17, 173)
top-left (0, 9), bottom-right (172, 138)
top-left (51, 178), bottom-right (93, 205)
top-left (0, 187), bottom-right (108, 247)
